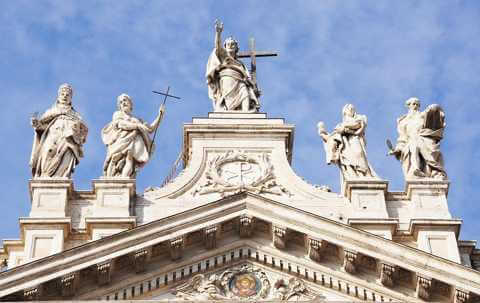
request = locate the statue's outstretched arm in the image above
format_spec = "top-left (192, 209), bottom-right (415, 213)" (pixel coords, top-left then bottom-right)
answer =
top-left (214, 19), bottom-right (224, 57)
top-left (146, 104), bottom-right (166, 133)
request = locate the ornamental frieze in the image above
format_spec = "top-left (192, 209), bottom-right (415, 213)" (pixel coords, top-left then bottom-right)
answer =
top-left (173, 264), bottom-right (318, 301)
top-left (193, 150), bottom-right (291, 197)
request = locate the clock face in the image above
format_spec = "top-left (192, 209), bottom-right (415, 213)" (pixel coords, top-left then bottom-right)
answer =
top-left (219, 161), bottom-right (261, 186)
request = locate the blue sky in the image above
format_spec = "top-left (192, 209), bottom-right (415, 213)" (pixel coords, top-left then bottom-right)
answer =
top-left (1, 1), bottom-right (480, 242)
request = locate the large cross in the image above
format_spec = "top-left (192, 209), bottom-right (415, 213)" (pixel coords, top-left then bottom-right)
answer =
top-left (149, 86), bottom-right (181, 154)
top-left (237, 37), bottom-right (278, 96)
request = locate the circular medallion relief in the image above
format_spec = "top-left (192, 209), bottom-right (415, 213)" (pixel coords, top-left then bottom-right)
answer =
top-left (229, 273), bottom-right (261, 298)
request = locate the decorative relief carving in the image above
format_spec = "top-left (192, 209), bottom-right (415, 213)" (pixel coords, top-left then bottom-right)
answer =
top-left (97, 261), bottom-right (112, 285)
top-left (343, 250), bottom-right (358, 274)
top-left (455, 289), bottom-right (471, 303)
top-left (174, 264), bottom-right (270, 300)
top-left (133, 249), bottom-right (148, 273)
top-left (193, 151), bottom-right (291, 197)
top-left (273, 278), bottom-right (307, 301)
top-left (205, 226), bottom-right (218, 250)
top-left (23, 286), bottom-right (41, 301)
top-left (60, 273), bottom-right (77, 297)
top-left (174, 264), bottom-right (317, 301)
top-left (308, 238), bottom-right (325, 262)
top-left (416, 276), bottom-right (432, 301)
top-left (239, 215), bottom-right (254, 238)
top-left (273, 225), bottom-right (288, 249)
top-left (380, 263), bottom-right (396, 287)
top-left (169, 237), bottom-right (184, 261)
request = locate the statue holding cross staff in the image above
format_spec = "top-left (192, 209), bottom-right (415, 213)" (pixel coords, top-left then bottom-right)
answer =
top-left (206, 19), bottom-right (277, 112)
top-left (101, 89), bottom-right (179, 178)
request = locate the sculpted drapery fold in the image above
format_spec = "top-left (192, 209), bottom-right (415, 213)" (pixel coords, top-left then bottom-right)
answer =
top-left (30, 83), bottom-right (88, 178)
top-left (206, 20), bottom-right (259, 112)
top-left (318, 104), bottom-right (377, 179)
top-left (389, 97), bottom-right (447, 180)
top-left (102, 93), bottom-right (164, 178)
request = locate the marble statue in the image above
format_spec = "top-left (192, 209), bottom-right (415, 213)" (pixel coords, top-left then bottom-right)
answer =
top-left (318, 104), bottom-right (377, 179)
top-left (101, 94), bottom-right (165, 178)
top-left (30, 83), bottom-right (88, 178)
top-left (206, 19), bottom-right (259, 112)
top-left (388, 97), bottom-right (447, 179)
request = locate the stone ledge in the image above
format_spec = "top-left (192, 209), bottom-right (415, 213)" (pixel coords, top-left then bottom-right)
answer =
top-left (207, 111), bottom-right (268, 119)
top-left (409, 219), bottom-right (462, 239)
top-left (19, 217), bottom-right (72, 241)
top-left (85, 217), bottom-right (137, 236)
top-left (342, 178), bottom-right (388, 200)
top-left (348, 218), bottom-right (399, 235)
top-left (405, 179), bottom-right (450, 198)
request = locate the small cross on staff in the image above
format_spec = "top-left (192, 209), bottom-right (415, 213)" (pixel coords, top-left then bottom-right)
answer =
top-left (150, 86), bottom-right (181, 154)
top-left (237, 37), bottom-right (278, 97)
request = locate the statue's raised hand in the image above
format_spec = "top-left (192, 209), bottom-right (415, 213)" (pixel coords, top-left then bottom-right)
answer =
top-left (214, 19), bottom-right (223, 33)
top-left (158, 103), bottom-right (165, 116)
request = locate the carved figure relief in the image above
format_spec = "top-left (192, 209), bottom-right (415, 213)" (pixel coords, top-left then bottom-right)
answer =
top-left (174, 264), bottom-right (316, 301)
top-left (273, 278), bottom-right (307, 301)
top-left (193, 151), bottom-right (291, 197)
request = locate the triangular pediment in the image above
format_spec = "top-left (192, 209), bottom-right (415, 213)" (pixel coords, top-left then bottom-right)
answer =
top-left (1, 192), bottom-right (479, 301)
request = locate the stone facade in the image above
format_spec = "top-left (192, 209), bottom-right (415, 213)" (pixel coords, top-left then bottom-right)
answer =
top-left (0, 112), bottom-right (479, 302)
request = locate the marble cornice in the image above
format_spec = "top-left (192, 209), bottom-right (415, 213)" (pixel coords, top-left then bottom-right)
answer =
top-left (0, 191), bottom-right (479, 299)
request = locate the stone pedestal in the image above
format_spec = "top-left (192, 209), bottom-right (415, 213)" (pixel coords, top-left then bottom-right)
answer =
top-left (344, 179), bottom-right (396, 239)
top-left (412, 218), bottom-right (461, 263)
top-left (404, 180), bottom-right (460, 263)
top-left (20, 217), bottom-right (71, 263)
top-left (29, 178), bottom-right (73, 218)
top-left (86, 178), bottom-right (137, 240)
top-left (343, 179), bottom-right (389, 218)
top-left (92, 178), bottom-right (136, 218)
top-left (406, 179), bottom-right (451, 219)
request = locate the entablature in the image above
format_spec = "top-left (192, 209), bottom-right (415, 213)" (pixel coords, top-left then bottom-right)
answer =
top-left (1, 192), bottom-right (479, 302)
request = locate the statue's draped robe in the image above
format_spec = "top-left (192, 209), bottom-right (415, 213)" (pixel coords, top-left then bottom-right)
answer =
top-left (101, 111), bottom-right (153, 177)
top-left (324, 114), bottom-right (377, 178)
top-left (206, 49), bottom-right (258, 111)
top-left (30, 106), bottom-right (87, 178)
top-left (395, 107), bottom-right (446, 178)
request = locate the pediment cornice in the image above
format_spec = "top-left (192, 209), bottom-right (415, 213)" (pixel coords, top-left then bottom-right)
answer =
top-left (0, 191), bottom-right (479, 301)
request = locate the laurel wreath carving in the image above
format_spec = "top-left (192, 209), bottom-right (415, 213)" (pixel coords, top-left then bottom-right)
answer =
top-left (193, 150), bottom-right (291, 197)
